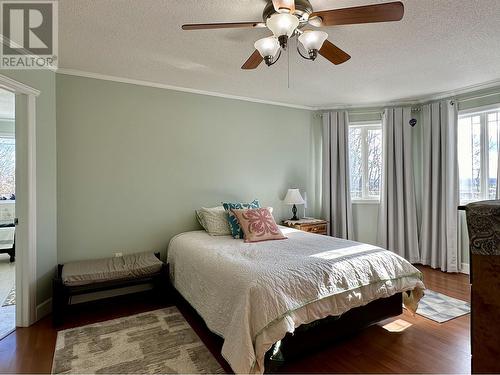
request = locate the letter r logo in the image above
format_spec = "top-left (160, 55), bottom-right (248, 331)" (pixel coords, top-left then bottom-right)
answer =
top-left (2, 2), bottom-right (53, 55)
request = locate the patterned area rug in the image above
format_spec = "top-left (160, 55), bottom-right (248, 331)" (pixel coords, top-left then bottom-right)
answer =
top-left (51, 307), bottom-right (225, 374)
top-left (1, 285), bottom-right (15, 307)
top-left (416, 289), bottom-right (470, 323)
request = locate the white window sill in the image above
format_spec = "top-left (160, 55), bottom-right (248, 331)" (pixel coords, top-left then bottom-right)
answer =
top-left (352, 199), bottom-right (380, 205)
top-left (460, 199), bottom-right (493, 205)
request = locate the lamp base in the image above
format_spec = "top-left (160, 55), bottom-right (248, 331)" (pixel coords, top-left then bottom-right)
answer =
top-left (290, 204), bottom-right (299, 221)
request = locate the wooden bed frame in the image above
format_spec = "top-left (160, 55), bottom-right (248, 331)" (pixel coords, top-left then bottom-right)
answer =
top-left (175, 288), bottom-right (403, 372)
top-left (265, 292), bottom-right (403, 370)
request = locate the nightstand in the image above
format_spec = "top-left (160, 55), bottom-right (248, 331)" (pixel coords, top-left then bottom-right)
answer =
top-left (282, 218), bottom-right (328, 235)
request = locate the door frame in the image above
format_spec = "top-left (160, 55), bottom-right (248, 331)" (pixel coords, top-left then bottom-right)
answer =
top-left (0, 74), bottom-right (39, 327)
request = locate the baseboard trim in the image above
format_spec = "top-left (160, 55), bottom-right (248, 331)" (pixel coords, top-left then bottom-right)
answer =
top-left (36, 298), bottom-right (52, 321)
top-left (460, 263), bottom-right (470, 275)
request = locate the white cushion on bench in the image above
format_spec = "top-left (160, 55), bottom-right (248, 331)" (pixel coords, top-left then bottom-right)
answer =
top-left (61, 252), bottom-right (163, 286)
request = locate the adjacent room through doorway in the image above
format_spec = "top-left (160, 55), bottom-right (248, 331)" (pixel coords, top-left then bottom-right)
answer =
top-left (0, 88), bottom-right (16, 340)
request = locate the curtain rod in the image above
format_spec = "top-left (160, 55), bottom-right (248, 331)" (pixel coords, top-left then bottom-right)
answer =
top-left (319, 107), bottom-right (421, 116)
top-left (319, 89), bottom-right (500, 113)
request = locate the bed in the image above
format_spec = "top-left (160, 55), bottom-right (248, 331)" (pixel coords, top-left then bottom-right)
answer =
top-left (167, 226), bottom-right (425, 374)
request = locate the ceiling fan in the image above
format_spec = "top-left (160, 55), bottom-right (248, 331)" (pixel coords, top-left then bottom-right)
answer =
top-left (182, 0), bottom-right (404, 70)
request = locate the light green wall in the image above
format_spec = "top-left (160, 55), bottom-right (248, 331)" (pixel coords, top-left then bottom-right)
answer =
top-left (2, 70), bottom-right (57, 303)
top-left (317, 108), bottom-right (384, 245)
top-left (341, 89), bottom-right (500, 270)
top-left (348, 107), bottom-right (466, 266)
top-left (352, 203), bottom-right (379, 245)
top-left (455, 86), bottom-right (500, 264)
top-left (308, 114), bottom-right (323, 218)
top-left (5, 68), bottom-right (497, 304)
top-left (458, 87), bottom-right (500, 112)
top-left (348, 109), bottom-right (382, 123)
top-left (56, 74), bottom-right (319, 263)
top-left (347, 108), bottom-right (421, 247)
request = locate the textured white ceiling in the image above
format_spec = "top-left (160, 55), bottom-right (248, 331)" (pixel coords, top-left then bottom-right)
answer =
top-left (59, 0), bottom-right (500, 108)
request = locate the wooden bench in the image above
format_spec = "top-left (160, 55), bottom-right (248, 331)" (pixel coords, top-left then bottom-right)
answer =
top-left (52, 252), bottom-right (168, 326)
top-left (0, 222), bottom-right (15, 262)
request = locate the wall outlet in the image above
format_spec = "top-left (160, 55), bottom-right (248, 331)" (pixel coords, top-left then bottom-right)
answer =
top-left (114, 252), bottom-right (123, 257)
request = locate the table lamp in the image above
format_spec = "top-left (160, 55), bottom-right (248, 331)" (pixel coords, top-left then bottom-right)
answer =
top-left (284, 188), bottom-right (305, 221)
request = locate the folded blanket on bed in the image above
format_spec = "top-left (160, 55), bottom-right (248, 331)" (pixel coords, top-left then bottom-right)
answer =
top-left (167, 227), bottom-right (425, 374)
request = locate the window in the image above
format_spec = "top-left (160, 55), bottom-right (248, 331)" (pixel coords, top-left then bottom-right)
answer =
top-left (0, 136), bottom-right (15, 198)
top-left (458, 107), bottom-right (500, 204)
top-left (348, 122), bottom-right (382, 201)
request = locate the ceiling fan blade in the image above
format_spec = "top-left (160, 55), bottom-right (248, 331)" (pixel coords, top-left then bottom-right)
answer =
top-left (272, 0), bottom-right (295, 13)
top-left (310, 1), bottom-right (404, 27)
top-left (241, 50), bottom-right (264, 70)
top-left (182, 21), bottom-right (265, 30)
top-left (319, 40), bottom-right (351, 65)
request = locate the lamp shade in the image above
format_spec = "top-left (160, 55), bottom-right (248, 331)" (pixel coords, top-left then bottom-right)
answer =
top-left (266, 13), bottom-right (299, 38)
top-left (254, 36), bottom-right (280, 58)
top-left (283, 188), bottom-right (305, 205)
top-left (298, 30), bottom-right (328, 51)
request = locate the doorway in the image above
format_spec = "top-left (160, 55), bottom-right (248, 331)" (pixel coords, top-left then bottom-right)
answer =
top-left (0, 88), bottom-right (15, 339)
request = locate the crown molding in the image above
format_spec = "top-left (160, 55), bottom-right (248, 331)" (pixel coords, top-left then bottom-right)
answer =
top-left (56, 68), bottom-right (314, 111)
top-left (316, 78), bottom-right (500, 111)
top-left (56, 67), bottom-right (500, 112)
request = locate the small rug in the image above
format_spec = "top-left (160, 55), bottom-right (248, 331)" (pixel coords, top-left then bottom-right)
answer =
top-left (416, 289), bottom-right (470, 323)
top-left (51, 307), bottom-right (225, 374)
top-left (1, 285), bottom-right (15, 307)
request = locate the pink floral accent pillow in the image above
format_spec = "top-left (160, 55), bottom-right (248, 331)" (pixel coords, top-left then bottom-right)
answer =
top-left (230, 207), bottom-right (287, 243)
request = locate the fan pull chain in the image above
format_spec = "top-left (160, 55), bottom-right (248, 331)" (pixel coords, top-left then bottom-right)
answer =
top-left (287, 39), bottom-right (290, 89)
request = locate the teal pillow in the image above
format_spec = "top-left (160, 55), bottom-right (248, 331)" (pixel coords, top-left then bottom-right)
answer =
top-left (222, 200), bottom-right (260, 239)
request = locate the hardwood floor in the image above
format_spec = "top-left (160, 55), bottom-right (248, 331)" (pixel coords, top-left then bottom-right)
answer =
top-left (272, 266), bottom-right (471, 374)
top-left (0, 265), bottom-right (470, 374)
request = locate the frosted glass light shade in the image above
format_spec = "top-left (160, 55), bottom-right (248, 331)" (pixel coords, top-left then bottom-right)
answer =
top-left (266, 13), bottom-right (299, 38)
top-left (254, 36), bottom-right (280, 58)
top-left (298, 30), bottom-right (328, 51)
top-left (283, 188), bottom-right (306, 205)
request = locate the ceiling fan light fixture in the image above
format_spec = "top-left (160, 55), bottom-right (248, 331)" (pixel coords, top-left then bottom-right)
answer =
top-left (272, 0), bottom-right (296, 14)
top-left (181, 0), bottom-right (406, 70)
top-left (307, 16), bottom-right (323, 27)
top-left (298, 30), bottom-right (328, 52)
top-left (266, 13), bottom-right (299, 39)
top-left (254, 36), bottom-right (281, 65)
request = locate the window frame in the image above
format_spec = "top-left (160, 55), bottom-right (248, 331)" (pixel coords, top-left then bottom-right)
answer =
top-left (458, 105), bottom-right (500, 204)
top-left (348, 120), bottom-right (383, 204)
top-left (0, 133), bottom-right (15, 200)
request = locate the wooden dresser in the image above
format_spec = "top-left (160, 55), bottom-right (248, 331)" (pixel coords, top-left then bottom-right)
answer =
top-left (282, 218), bottom-right (328, 235)
top-left (464, 200), bottom-right (500, 374)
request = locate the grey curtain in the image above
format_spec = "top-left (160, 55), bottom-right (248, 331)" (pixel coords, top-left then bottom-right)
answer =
top-left (497, 164), bottom-right (500, 199)
top-left (378, 107), bottom-right (420, 262)
top-left (322, 111), bottom-right (353, 239)
top-left (497, 130), bottom-right (500, 199)
top-left (420, 100), bottom-right (460, 272)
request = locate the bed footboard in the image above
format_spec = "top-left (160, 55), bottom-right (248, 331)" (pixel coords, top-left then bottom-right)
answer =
top-left (265, 292), bottom-right (403, 371)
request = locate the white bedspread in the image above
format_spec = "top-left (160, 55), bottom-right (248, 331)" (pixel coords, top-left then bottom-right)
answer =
top-left (167, 227), bottom-right (424, 374)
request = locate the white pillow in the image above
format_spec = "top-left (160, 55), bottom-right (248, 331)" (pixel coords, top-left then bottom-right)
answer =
top-left (196, 206), bottom-right (232, 236)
